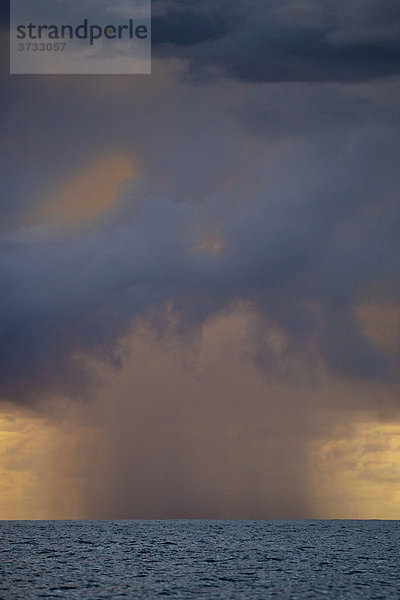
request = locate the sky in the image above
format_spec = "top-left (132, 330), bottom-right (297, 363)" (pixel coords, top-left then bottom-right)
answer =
top-left (0, 0), bottom-right (400, 519)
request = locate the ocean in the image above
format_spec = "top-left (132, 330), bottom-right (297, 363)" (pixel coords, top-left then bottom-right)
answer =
top-left (1, 520), bottom-right (399, 599)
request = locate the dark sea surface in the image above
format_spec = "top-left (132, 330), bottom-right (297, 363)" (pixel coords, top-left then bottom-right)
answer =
top-left (0, 520), bottom-right (399, 599)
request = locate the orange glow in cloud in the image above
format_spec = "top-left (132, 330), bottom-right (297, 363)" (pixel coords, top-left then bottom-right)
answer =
top-left (34, 154), bottom-right (135, 227)
top-left (198, 232), bottom-right (224, 256)
top-left (354, 303), bottom-right (400, 354)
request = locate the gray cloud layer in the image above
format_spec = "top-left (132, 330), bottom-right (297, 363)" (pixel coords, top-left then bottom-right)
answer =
top-left (0, 1), bottom-right (400, 410)
top-left (1, 77), bottom-right (399, 405)
top-left (153, 0), bottom-right (400, 82)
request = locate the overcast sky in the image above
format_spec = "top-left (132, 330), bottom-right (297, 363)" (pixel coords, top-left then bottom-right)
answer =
top-left (0, 0), bottom-right (399, 519)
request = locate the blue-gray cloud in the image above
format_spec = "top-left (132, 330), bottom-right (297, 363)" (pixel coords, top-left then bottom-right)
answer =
top-left (1, 2), bottom-right (400, 407)
top-left (153, 0), bottom-right (400, 82)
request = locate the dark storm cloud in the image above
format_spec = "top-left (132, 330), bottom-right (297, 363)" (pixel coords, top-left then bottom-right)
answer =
top-left (153, 0), bottom-right (400, 82)
top-left (1, 145), bottom-right (399, 406)
top-left (0, 195), bottom-right (197, 402)
top-left (0, 1), bottom-right (400, 407)
top-left (152, 1), bottom-right (243, 47)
